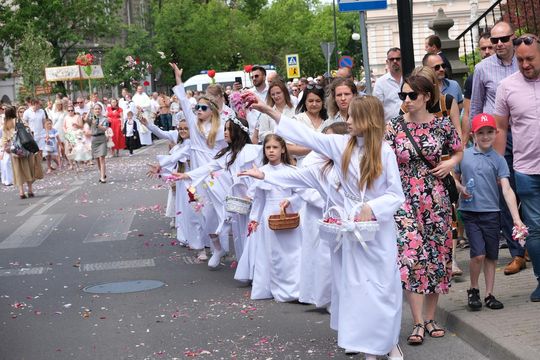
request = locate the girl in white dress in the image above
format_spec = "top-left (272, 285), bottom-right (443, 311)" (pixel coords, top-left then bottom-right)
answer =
top-left (145, 118), bottom-right (198, 249)
top-left (170, 63), bottom-right (229, 261)
top-left (243, 134), bottom-right (303, 302)
top-left (173, 117), bottom-right (262, 269)
top-left (242, 96), bottom-right (405, 359)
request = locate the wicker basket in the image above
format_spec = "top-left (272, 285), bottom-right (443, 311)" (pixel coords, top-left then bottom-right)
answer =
top-left (268, 208), bottom-right (300, 231)
top-left (225, 183), bottom-right (252, 215)
top-left (225, 195), bottom-right (252, 215)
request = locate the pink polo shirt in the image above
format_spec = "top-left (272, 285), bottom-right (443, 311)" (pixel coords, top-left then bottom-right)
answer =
top-left (494, 71), bottom-right (540, 175)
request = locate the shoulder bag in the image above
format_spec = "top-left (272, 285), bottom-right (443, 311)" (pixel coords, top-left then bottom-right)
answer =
top-left (16, 120), bottom-right (39, 153)
top-left (399, 118), bottom-right (459, 204)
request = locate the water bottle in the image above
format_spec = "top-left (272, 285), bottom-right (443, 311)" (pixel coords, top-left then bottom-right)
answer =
top-left (464, 178), bottom-right (475, 202)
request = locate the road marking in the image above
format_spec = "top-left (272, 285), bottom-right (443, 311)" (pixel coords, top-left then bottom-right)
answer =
top-left (34, 186), bottom-right (81, 216)
top-left (182, 255), bottom-right (198, 264)
top-left (83, 212), bottom-right (136, 243)
top-left (0, 214), bottom-right (66, 249)
top-left (16, 189), bottom-right (63, 217)
top-left (0, 267), bottom-right (51, 277)
top-left (81, 258), bottom-right (155, 272)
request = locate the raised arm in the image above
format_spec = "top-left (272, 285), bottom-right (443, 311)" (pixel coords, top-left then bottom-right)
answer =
top-left (145, 121), bottom-right (178, 143)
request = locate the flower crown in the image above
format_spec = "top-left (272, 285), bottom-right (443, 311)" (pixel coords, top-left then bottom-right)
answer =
top-left (226, 115), bottom-right (249, 134)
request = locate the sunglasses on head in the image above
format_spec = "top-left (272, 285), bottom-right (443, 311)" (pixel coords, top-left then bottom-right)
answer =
top-left (387, 57), bottom-right (401, 62)
top-left (194, 104), bottom-right (209, 112)
top-left (490, 35), bottom-right (512, 44)
top-left (306, 84), bottom-right (323, 90)
top-left (398, 91), bottom-right (419, 101)
top-left (433, 63), bottom-right (447, 71)
top-left (513, 36), bottom-right (540, 46)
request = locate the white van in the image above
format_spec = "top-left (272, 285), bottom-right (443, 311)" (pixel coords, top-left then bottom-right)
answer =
top-left (183, 69), bottom-right (277, 92)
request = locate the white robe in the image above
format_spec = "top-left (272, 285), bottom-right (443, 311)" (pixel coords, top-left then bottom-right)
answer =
top-left (187, 144), bottom-right (262, 260)
top-left (247, 163), bottom-right (303, 302)
top-left (275, 114), bottom-right (405, 355)
top-left (173, 84), bottom-right (230, 251)
top-left (132, 92), bottom-right (153, 145)
top-left (264, 158), bottom-right (344, 328)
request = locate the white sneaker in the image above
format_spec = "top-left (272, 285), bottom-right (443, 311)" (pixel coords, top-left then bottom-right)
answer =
top-left (197, 250), bottom-right (208, 261)
top-left (208, 249), bottom-right (226, 269)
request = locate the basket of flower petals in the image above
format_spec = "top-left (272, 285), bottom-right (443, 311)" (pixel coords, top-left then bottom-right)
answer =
top-left (318, 206), bottom-right (346, 237)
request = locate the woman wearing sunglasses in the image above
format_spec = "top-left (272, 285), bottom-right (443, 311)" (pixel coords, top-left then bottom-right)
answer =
top-left (170, 63), bottom-right (231, 262)
top-left (385, 74), bottom-right (462, 346)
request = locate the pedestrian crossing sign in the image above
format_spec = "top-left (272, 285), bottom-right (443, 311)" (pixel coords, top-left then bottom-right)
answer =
top-left (286, 54), bottom-right (300, 78)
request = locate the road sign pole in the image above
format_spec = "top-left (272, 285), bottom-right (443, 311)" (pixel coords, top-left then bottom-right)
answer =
top-left (326, 43), bottom-right (331, 74)
top-left (359, 11), bottom-right (372, 94)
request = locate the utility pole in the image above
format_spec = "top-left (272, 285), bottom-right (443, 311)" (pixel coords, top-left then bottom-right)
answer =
top-left (397, 0), bottom-right (415, 76)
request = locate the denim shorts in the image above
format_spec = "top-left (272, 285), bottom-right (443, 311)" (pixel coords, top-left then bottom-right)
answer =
top-left (460, 211), bottom-right (500, 260)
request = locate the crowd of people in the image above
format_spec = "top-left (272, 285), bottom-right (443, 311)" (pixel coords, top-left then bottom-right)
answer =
top-left (1, 19), bottom-right (539, 359)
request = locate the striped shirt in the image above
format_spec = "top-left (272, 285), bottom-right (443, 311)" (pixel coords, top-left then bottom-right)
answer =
top-left (469, 54), bottom-right (518, 123)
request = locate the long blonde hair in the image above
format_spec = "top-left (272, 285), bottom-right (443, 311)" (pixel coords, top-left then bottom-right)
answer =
top-left (197, 96), bottom-right (220, 148)
top-left (341, 96), bottom-right (385, 190)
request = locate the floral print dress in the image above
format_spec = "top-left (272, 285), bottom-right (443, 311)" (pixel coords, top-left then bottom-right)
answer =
top-left (385, 115), bottom-right (461, 294)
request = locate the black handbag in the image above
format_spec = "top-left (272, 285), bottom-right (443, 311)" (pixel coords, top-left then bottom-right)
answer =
top-left (16, 120), bottom-right (39, 153)
top-left (399, 119), bottom-right (459, 204)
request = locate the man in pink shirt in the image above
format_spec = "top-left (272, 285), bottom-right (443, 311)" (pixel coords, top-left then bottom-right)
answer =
top-left (494, 34), bottom-right (540, 302)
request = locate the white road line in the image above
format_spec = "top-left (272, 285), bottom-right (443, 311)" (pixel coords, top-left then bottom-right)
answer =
top-left (0, 214), bottom-right (66, 249)
top-left (34, 186), bottom-right (81, 216)
top-left (16, 189), bottom-right (64, 217)
top-left (81, 258), bottom-right (155, 272)
top-left (0, 267), bottom-right (51, 277)
top-left (83, 212), bottom-right (136, 243)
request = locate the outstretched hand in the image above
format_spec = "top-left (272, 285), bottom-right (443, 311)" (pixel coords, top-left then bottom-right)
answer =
top-left (238, 163), bottom-right (265, 179)
top-left (169, 63), bottom-right (183, 85)
top-left (171, 172), bottom-right (190, 181)
top-left (146, 163), bottom-right (161, 179)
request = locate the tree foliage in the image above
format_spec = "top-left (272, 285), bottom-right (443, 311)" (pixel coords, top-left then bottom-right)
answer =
top-left (15, 29), bottom-right (54, 97)
top-left (0, 0), bottom-right (122, 66)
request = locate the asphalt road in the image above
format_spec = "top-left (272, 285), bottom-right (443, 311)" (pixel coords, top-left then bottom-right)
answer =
top-left (0, 142), bottom-right (487, 360)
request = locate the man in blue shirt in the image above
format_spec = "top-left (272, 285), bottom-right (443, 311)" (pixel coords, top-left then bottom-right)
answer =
top-left (422, 53), bottom-right (463, 110)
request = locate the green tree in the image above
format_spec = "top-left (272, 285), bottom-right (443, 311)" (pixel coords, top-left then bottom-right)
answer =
top-left (0, 0), bottom-right (122, 66)
top-left (15, 29), bottom-right (54, 97)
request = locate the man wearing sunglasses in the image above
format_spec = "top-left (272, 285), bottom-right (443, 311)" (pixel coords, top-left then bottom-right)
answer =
top-left (425, 34), bottom-right (453, 78)
top-left (493, 34), bottom-right (540, 301)
top-left (373, 47), bottom-right (403, 122)
top-left (423, 53), bottom-right (463, 110)
top-left (470, 20), bottom-right (525, 275)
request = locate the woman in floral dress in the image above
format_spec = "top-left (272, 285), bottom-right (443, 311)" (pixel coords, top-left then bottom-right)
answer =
top-left (385, 73), bottom-right (462, 345)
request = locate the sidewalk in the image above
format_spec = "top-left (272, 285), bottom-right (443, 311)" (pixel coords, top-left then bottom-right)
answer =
top-left (437, 247), bottom-right (539, 360)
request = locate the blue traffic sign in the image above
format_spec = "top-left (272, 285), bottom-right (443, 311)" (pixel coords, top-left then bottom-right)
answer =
top-left (338, 56), bottom-right (354, 68)
top-left (338, 0), bottom-right (387, 12)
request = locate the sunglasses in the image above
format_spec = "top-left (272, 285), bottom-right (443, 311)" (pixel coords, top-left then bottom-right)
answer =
top-left (398, 91), bottom-right (419, 101)
top-left (251, 74), bottom-right (260, 79)
top-left (68, 109), bottom-right (75, 111)
top-left (490, 35), bottom-right (513, 44)
top-left (306, 84), bottom-right (323, 90)
top-left (194, 104), bottom-right (209, 112)
top-left (387, 57), bottom-right (401, 62)
top-left (433, 63), bottom-right (447, 71)
top-left (513, 36), bottom-right (540, 46)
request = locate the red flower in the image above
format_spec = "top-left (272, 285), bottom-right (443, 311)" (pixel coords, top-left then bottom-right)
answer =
top-left (207, 69), bottom-right (216, 78)
top-left (143, 80), bottom-right (150, 86)
top-left (244, 65), bottom-right (253, 73)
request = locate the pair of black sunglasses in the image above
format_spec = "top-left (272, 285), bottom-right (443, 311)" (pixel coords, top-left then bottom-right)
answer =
top-left (513, 36), bottom-right (540, 46)
top-left (433, 63), bottom-right (447, 71)
top-left (490, 35), bottom-right (512, 44)
top-left (194, 104), bottom-right (209, 112)
top-left (398, 91), bottom-right (419, 101)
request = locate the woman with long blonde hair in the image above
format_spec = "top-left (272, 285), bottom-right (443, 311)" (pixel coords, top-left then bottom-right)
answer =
top-left (170, 63), bottom-right (231, 262)
top-left (243, 95), bottom-right (405, 360)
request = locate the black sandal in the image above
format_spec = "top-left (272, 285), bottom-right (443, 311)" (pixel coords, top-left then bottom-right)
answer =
top-left (407, 323), bottom-right (425, 345)
top-left (424, 320), bottom-right (445, 338)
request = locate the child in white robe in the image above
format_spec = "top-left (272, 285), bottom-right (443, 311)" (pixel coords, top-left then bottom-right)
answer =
top-left (243, 134), bottom-right (304, 302)
top-left (173, 116), bottom-right (262, 269)
top-left (243, 96), bottom-right (405, 359)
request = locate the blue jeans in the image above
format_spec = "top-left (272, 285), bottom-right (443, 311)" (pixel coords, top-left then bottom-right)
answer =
top-left (514, 171), bottom-right (540, 280)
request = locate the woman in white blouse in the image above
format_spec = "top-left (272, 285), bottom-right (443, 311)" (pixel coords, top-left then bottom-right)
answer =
top-left (252, 80), bottom-right (296, 144)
